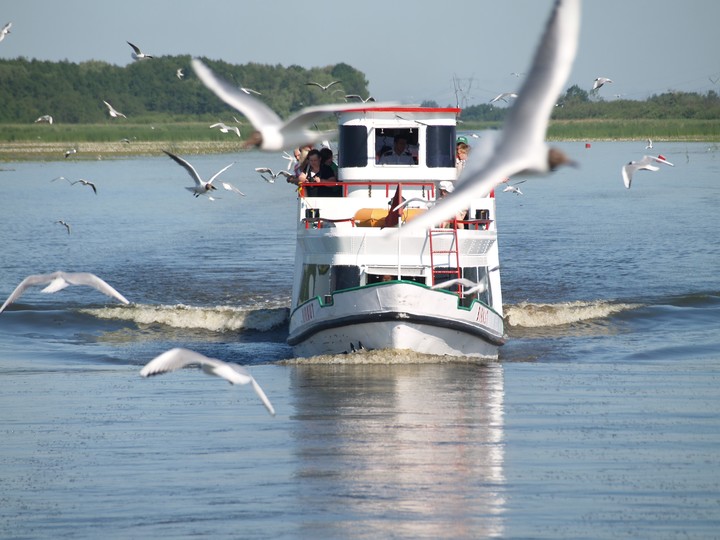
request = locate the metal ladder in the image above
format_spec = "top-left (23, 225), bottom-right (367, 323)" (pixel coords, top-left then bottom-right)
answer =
top-left (428, 223), bottom-right (462, 293)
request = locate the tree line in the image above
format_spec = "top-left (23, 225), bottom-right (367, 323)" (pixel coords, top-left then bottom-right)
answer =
top-left (0, 56), bottom-right (371, 124)
top-left (444, 85), bottom-right (720, 123)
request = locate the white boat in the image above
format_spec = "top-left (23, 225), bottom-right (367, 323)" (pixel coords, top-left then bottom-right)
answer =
top-left (287, 107), bottom-right (505, 358)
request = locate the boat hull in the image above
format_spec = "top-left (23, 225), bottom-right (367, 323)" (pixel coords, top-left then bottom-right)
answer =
top-left (288, 282), bottom-right (504, 359)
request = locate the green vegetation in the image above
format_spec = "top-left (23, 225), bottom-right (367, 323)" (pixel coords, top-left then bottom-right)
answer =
top-left (1, 58), bottom-right (718, 149)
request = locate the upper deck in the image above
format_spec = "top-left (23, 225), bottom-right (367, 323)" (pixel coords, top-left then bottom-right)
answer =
top-left (336, 107), bottom-right (460, 187)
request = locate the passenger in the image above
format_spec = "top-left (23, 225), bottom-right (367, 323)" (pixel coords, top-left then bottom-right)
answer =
top-left (437, 180), bottom-right (467, 228)
top-left (379, 134), bottom-right (415, 165)
top-left (319, 146), bottom-right (338, 176)
top-left (456, 136), bottom-right (470, 177)
top-left (299, 149), bottom-right (341, 197)
top-left (286, 145), bottom-right (314, 186)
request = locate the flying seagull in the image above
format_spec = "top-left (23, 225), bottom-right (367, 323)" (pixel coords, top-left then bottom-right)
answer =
top-left (191, 58), bottom-right (395, 151)
top-left (56, 220), bottom-right (71, 235)
top-left (139, 348), bottom-right (276, 416)
top-left (345, 94), bottom-right (375, 103)
top-left (400, 0), bottom-right (580, 234)
top-left (621, 154), bottom-right (674, 189)
top-left (64, 147), bottom-right (77, 158)
top-left (502, 181), bottom-right (525, 195)
top-left (103, 100), bottom-right (126, 119)
top-left (645, 138), bottom-right (653, 149)
top-left (431, 278), bottom-right (487, 296)
top-left (127, 41), bottom-right (153, 60)
top-left (592, 77), bottom-right (612, 91)
top-left (176, 68), bottom-right (184, 80)
top-left (254, 167), bottom-right (293, 183)
top-left (240, 87), bottom-right (262, 95)
top-left (306, 80), bottom-right (341, 91)
top-left (489, 92), bottom-right (518, 104)
top-left (34, 115), bottom-right (53, 124)
top-left (0, 271), bottom-right (129, 314)
top-left (0, 22), bottom-right (11, 43)
top-left (72, 179), bottom-right (98, 195)
top-left (162, 150), bottom-right (244, 197)
top-left (209, 122), bottom-right (242, 137)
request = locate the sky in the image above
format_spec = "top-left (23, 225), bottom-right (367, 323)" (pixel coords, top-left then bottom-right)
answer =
top-left (1, 0), bottom-right (719, 107)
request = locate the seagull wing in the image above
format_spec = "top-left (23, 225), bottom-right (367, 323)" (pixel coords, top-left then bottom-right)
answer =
top-left (192, 59), bottom-right (282, 130)
top-left (207, 162), bottom-right (234, 184)
top-left (401, 0), bottom-right (580, 234)
top-left (0, 272), bottom-right (62, 313)
top-left (220, 182), bottom-right (245, 196)
top-left (127, 41), bottom-right (141, 55)
top-left (250, 379), bottom-right (276, 416)
top-left (61, 272), bottom-right (129, 303)
top-left (163, 150), bottom-right (203, 186)
top-left (255, 167), bottom-right (273, 175)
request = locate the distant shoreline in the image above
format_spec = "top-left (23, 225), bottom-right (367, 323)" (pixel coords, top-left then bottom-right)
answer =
top-left (1, 136), bottom-right (718, 162)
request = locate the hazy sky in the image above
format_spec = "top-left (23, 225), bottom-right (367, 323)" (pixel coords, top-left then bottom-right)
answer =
top-left (2, 0), bottom-right (719, 106)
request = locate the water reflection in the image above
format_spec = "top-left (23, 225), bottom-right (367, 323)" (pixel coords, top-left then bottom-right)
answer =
top-left (289, 362), bottom-right (505, 538)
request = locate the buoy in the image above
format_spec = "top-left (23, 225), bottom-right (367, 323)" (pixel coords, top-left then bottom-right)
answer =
top-left (585, 143), bottom-right (591, 148)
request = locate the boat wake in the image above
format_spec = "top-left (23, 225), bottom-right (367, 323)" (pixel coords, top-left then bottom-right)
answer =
top-left (505, 300), bottom-right (641, 328)
top-left (80, 303), bottom-right (289, 333)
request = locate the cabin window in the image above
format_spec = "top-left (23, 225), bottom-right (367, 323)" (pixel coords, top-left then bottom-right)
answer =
top-left (375, 128), bottom-right (418, 165)
top-left (426, 125), bottom-right (456, 168)
top-left (338, 125), bottom-right (369, 168)
top-left (298, 264), bottom-right (361, 304)
top-left (461, 267), bottom-right (492, 308)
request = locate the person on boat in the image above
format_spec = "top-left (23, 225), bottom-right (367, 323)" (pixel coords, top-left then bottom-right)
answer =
top-left (437, 180), bottom-right (467, 228)
top-left (319, 146), bottom-right (338, 176)
top-left (298, 149), bottom-right (341, 197)
top-left (379, 133), bottom-right (415, 165)
top-left (456, 136), bottom-right (470, 177)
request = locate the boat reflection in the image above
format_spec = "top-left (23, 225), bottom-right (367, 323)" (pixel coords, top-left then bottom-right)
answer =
top-left (289, 360), bottom-right (505, 538)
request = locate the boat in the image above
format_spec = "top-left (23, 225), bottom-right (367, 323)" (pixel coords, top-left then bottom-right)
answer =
top-left (287, 107), bottom-right (505, 358)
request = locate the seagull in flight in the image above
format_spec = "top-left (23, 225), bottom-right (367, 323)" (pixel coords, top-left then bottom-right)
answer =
top-left (592, 77), bottom-right (612, 91)
top-left (240, 87), bottom-right (262, 95)
top-left (34, 115), bottom-right (53, 124)
top-left (621, 154), bottom-right (674, 189)
top-left (0, 22), bottom-right (11, 43)
top-left (192, 58), bottom-right (394, 151)
top-left (103, 100), bottom-right (126, 119)
top-left (345, 94), bottom-right (375, 103)
top-left (162, 150), bottom-right (244, 198)
top-left (431, 278), bottom-right (487, 296)
top-left (254, 167), bottom-right (293, 183)
top-left (56, 220), bottom-right (71, 235)
top-left (306, 80), bottom-right (341, 91)
top-left (176, 68), bottom-right (184, 80)
top-left (281, 150), bottom-right (297, 170)
top-left (64, 147), bottom-right (77, 158)
top-left (127, 41), bottom-right (153, 60)
top-left (645, 138), bottom-right (653, 149)
top-left (489, 92), bottom-right (518, 104)
top-left (139, 348), bottom-right (275, 416)
top-left (502, 179), bottom-right (526, 195)
top-left (400, 0), bottom-right (579, 234)
top-left (72, 179), bottom-right (98, 194)
top-left (0, 271), bottom-right (129, 314)
top-left (209, 122), bottom-right (242, 137)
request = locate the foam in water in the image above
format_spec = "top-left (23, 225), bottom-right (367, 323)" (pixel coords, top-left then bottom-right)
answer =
top-left (505, 300), bottom-right (641, 328)
top-left (81, 303), bottom-right (289, 332)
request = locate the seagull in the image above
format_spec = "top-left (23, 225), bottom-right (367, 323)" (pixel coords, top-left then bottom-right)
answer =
top-left (281, 150), bottom-right (297, 170)
top-left (306, 80), bottom-right (341, 91)
top-left (127, 41), bottom-right (153, 60)
top-left (592, 77), bottom-right (612, 91)
top-left (34, 115), bottom-right (53, 124)
top-left (254, 167), bottom-right (293, 183)
top-left (103, 100), bottom-right (126, 119)
top-left (162, 150), bottom-right (243, 197)
top-left (431, 278), bottom-right (486, 296)
top-left (240, 87), bottom-right (262, 96)
top-left (72, 179), bottom-right (97, 195)
top-left (56, 220), bottom-right (71, 235)
top-left (391, 197), bottom-right (432, 212)
top-left (400, 0), bottom-right (579, 234)
top-left (64, 147), bottom-right (77, 158)
top-left (192, 58), bottom-right (394, 151)
top-left (139, 348), bottom-right (275, 416)
top-left (345, 94), bottom-right (375, 103)
top-left (489, 92), bottom-right (518, 104)
top-left (645, 138), bottom-right (653, 149)
top-left (621, 154), bottom-right (674, 189)
top-left (176, 68), bottom-right (184, 80)
top-left (0, 271), bottom-right (129, 314)
top-left (503, 182), bottom-right (525, 195)
top-left (209, 122), bottom-right (242, 137)
top-left (0, 22), bottom-right (11, 43)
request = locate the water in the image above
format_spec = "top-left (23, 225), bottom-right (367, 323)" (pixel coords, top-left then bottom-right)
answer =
top-left (1, 141), bottom-right (719, 538)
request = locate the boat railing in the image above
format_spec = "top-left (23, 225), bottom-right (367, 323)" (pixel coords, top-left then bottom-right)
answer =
top-left (298, 180), bottom-right (437, 199)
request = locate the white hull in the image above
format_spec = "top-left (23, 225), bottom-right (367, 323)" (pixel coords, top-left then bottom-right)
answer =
top-left (288, 282), bottom-right (504, 358)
